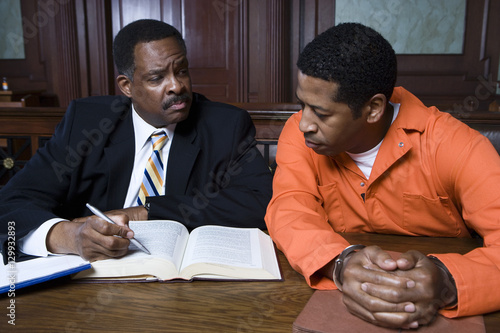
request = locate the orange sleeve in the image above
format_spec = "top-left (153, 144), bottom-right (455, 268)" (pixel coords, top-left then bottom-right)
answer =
top-left (432, 126), bottom-right (500, 317)
top-left (265, 112), bottom-right (349, 289)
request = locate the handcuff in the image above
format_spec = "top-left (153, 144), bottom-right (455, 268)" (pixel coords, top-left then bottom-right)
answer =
top-left (332, 244), bottom-right (366, 291)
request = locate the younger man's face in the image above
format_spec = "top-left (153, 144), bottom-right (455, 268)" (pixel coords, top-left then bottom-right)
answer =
top-left (296, 71), bottom-right (372, 156)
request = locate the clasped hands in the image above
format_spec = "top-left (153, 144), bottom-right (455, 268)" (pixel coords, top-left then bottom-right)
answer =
top-left (339, 246), bottom-right (457, 329)
top-left (46, 206), bottom-right (148, 261)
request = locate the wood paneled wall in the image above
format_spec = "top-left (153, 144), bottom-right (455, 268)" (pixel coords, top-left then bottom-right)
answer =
top-left (0, 0), bottom-right (498, 109)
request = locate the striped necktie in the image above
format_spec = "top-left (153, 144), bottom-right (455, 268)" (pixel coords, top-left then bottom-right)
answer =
top-left (137, 131), bottom-right (168, 206)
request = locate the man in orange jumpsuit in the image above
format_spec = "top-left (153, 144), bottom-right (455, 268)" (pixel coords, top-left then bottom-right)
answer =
top-left (265, 22), bottom-right (500, 329)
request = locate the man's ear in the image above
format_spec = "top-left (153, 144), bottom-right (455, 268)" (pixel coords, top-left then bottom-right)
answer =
top-left (365, 94), bottom-right (387, 124)
top-left (116, 75), bottom-right (133, 98)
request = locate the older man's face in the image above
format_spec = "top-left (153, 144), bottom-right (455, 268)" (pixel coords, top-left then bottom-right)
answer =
top-left (119, 36), bottom-right (193, 128)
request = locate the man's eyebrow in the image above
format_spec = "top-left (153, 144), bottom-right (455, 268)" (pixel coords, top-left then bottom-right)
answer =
top-left (174, 57), bottom-right (189, 66)
top-left (295, 93), bottom-right (304, 104)
top-left (295, 93), bottom-right (328, 112)
top-left (310, 104), bottom-right (329, 112)
top-left (146, 69), bottom-right (165, 75)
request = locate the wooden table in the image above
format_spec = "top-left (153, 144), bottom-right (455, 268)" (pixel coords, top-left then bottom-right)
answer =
top-left (1, 233), bottom-right (498, 332)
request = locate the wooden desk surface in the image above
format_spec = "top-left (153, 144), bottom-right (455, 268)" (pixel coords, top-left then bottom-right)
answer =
top-left (1, 233), bottom-right (498, 332)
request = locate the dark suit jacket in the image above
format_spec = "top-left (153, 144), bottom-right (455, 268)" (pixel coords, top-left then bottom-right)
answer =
top-left (0, 93), bottom-right (272, 261)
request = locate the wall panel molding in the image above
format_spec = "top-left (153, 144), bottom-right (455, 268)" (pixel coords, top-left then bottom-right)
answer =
top-left (268, 0), bottom-right (291, 102)
top-left (248, 0), bottom-right (291, 103)
top-left (79, 0), bottom-right (114, 97)
top-left (50, 0), bottom-right (81, 107)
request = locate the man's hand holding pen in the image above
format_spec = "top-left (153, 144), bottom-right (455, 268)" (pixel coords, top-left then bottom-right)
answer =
top-left (45, 203), bottom-right (151, 262)
top-left (46, 213), bottom-right (134, 261)
top-left (85, 204), bottom-right (150, 255)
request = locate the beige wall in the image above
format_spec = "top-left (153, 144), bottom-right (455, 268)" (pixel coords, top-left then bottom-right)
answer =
top-left (0, 0), bottom-right (25, 59)
top-left (335, 0), bottom-right (466, 54)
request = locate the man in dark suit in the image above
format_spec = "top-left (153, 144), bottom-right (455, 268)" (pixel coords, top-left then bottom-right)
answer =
top-left (0, 19), bottom-right (272, 263)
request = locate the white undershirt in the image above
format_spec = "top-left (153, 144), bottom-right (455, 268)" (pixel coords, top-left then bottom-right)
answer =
top-left (19, 104), bottom-right (175, 256)
top-left (346, 102), bottom-right (400, 179)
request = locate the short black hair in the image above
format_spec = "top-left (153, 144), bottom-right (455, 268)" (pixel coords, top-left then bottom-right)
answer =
top-left (113, 19), bottom-right (186, 79)
top-left (297, 23), bottom-right (397, 118)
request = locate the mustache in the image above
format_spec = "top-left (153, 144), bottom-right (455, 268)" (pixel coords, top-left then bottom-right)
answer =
top-left (304, 133), bottom-right (315, 141)
top-left (162, 94), bottom-right (191, 110)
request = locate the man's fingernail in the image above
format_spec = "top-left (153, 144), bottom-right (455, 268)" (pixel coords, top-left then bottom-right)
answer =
top-left (126, 231), bottom-right (134, 239)
top-left (407, 280), bottom-right (416, 288)
top-left (361, 283), bottom-right (368, 291)
top-left (404, 303), bottom-right (416, 312)
top-left (410, 321), bottom-right (419, 328)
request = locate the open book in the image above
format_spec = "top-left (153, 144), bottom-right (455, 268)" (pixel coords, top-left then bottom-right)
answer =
top-left (72, 220), bottom-right (282, 282)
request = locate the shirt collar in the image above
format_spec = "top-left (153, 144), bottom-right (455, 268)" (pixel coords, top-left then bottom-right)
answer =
top-left (390, 86), bottom-right (431, 133)
top-left (131, 104), bottom-right (176, 153)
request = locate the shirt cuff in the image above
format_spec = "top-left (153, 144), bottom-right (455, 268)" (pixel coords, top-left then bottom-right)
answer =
top-left (18, 218), bottom-right (66, 257)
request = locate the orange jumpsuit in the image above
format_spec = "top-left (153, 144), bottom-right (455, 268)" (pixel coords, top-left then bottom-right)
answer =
top-left (265, 87), bottom-right (500, 317)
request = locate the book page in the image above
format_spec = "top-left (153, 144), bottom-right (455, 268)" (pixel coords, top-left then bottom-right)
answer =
top-left (128, 220), bottom-right (189, 269)
top-left (180, 225), bottom-right (262, 271)
top-left (178, 226), bottom-right (281, 280)
top-left (257, 230), bottom-right (282, 279)
top-left (73, 220), bottom-right (190, 280)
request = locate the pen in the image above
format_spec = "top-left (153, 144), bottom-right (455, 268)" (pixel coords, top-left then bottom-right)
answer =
top-left (85, 203), bottom-right (151, 255)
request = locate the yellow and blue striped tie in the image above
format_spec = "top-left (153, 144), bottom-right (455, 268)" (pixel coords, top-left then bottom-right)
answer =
top-left (137, 131), bottom-right (168, 206)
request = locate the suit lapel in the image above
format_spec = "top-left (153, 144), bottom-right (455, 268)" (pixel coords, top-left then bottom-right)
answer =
top-left (166, 126), bottom-right (200, 195)
top-left (104, 104), bottom-right (135, 209)
top-left (164, 96), bottom-right (201, 196)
